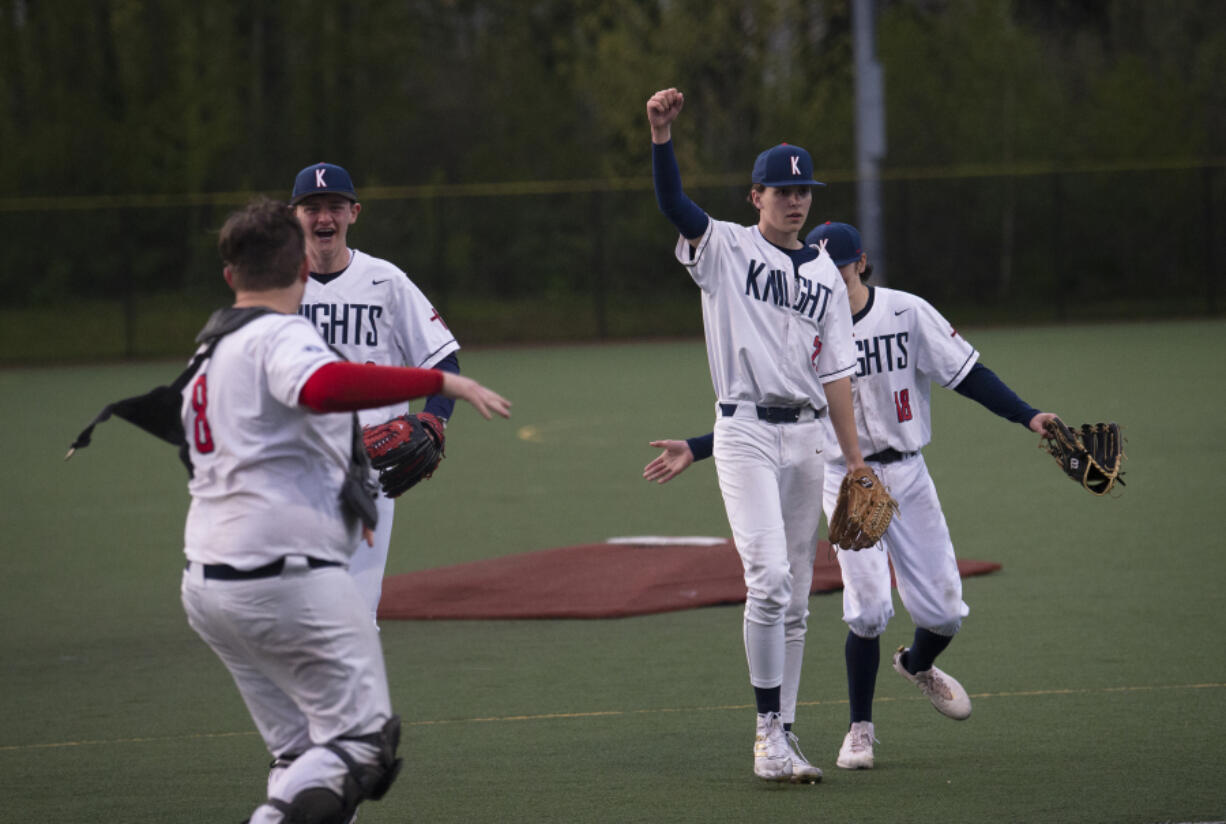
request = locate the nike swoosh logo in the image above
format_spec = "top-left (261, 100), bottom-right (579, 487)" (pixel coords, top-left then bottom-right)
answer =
top-left (894, 308), bottom-right (910, 315)
top-left (372, 279), bottom-right (390, 285)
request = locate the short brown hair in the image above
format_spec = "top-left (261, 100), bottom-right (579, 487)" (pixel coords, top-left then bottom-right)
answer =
top-left (217, 197), bottom-right (305, 291)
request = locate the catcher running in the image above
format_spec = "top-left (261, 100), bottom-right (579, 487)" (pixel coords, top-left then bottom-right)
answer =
top-left (68, 199), bottom-right (510, 823)
top-left (645, 220), bottom-right (1059, 771)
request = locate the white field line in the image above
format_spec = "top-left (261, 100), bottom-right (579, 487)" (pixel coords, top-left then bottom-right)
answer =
top-left (2, 681), bottom-right (1222, 752)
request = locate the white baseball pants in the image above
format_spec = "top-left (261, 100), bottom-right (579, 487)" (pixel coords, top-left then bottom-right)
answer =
top-left (347, 492), bottom-right (396, 623)
top-left (714, 407), bottom-right (825, 725)
top-left (181, 558), bottom-right (393, 817)
top-left (823, 453), bottom-right (969, 638)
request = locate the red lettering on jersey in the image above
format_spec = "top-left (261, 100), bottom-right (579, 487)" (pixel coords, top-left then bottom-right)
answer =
top-left (811, 335), bottom-right (823, 371)
top-left (429, 308), bottom-right (449, 330)
top-left (191, 375), bottom-right (215, 453)
top-left (894, 388), bottom-right (913, 422)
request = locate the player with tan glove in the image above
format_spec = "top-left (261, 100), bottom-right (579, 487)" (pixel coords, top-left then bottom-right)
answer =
top-left (646, 220), bottom-right (1062, 773)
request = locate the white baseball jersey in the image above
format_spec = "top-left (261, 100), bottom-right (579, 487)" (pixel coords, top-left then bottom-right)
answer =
top-left (181, 313), bottom-right (354, 568)
top-left (821, 284), bottom-right (976, 641)
top-left (177, 310), bottom-right (395, 820)
top-left (300, 249), bottom-right (459, 428)
top-left (676, 220), bottom-right (858, 408)
top-left (299, 248), bottom-right (459, 620)
top-left (822, 286), bottom-right (978, 464)
top-left (676, 218), bottom-right (858, 727)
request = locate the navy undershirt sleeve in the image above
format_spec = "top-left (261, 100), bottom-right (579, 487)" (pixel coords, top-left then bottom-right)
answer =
top-left (953, 362), bottom-right (1039, 430)
top-left (422, 352), bottom-right (459, 420)
top-left (686, 432), bottom-right (714, 461)
top-left (652, 140), bottom-right (710, 240)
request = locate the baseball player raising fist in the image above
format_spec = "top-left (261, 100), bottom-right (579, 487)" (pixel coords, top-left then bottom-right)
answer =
top-left (647, 87), bottom-right (868, 783)
top-left (645, 220), bottom-right (1057, 772)
top-left (291, 162), bottom-right (462, 624)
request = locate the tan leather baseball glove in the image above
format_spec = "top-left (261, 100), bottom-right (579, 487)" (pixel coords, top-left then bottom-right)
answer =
top-left (829, 467), bottom-right (899, 550)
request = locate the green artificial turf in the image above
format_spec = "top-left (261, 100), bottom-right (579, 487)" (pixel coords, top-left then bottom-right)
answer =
top-left (2, 319), bottom-right (1223, 822)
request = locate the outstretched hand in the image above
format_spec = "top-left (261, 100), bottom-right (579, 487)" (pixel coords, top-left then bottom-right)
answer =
top-left (1028, 411), bottom-right (1059, 434)
top-left (642, 439), bottom-right (694, 484)
top-left (440, 373), bottom-right (512, 420)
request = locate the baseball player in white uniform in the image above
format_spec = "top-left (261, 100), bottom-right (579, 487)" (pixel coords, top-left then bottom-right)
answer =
top-left (291, 162), bottom-right (461, 623)
top-left (647, 87), bottom-right (869, 783)
top-left (179, 199), bottom-right (509, 823)
top-left (804, 221), bottom-right (1057, 769)
top-left (646, 220), bottom-right (1057, 773)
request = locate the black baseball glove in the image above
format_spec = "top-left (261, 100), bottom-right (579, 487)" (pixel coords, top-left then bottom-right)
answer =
top-left (1039, 418), bottom-right (1125, 496)
top-left (362, 412), bottom-right (446, 498)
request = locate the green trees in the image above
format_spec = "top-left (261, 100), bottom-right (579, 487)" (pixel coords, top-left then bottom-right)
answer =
top-left (0, 0), bottom-right (1220, 349)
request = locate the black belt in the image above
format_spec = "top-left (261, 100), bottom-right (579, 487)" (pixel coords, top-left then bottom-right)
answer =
top-left (186, 557), bottom-right (343, 580)
top-left (864, 448), bottom-right (917, 465)
top-left (719, 403), bottom-right (823, 424)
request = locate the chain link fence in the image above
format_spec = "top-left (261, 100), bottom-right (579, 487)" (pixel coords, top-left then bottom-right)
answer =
top-left (1, 161), bottom-right (1220, 363)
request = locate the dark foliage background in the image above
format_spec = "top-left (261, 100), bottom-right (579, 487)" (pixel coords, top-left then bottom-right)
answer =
top-left (1, 0), bottom-right (1222, 358)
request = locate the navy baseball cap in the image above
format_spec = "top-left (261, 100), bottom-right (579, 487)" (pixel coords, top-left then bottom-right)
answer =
top-left (290, 162), bottom-right (358, 205)
top-left (805, 221), bottom-right (863, 266)
top-left (751, 143), bottom-right (825, 188)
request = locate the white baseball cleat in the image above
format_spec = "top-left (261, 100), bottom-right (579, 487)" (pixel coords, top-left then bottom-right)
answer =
top-left (892, 646), bottom-right (972, 720)
top-left (785, 731), bottom-right (823, 783)
top-left (836, 721), bottom-right (877, 769)
top-left (752, 712), bottom-right (793, 781)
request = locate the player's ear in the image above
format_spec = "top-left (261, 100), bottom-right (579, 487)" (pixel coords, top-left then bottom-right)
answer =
top-left (349, 201), bottom-right (362, 223)
top-left (223, 266), bottom-right (236, 290)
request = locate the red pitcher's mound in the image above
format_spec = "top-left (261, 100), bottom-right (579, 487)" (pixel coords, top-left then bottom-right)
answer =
top-left (378, 537), bottom-right (1001, 620)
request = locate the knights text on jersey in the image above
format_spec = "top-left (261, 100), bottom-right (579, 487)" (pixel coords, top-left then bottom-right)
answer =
top-left (181, 314), bottom-right (356, 568)
top-left (675, 220), bottom-right (857, 409)
top-left (823, 286), bottom-right (979, 463)
top-left (299, 250), bottom-right (460, 426)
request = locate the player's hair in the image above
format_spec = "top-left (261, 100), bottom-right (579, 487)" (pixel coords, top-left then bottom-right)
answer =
top-left (746, 182), bottom-right (813, 207)
top-left (218, 197), bottom-right (305, 291)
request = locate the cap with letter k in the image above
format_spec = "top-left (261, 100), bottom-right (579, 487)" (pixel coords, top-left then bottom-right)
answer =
top-left (751, 143), bottom-right (825, 188)
top-left (290, 162), bottom-right (358, 205)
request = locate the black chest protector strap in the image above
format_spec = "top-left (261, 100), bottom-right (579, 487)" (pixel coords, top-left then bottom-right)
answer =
top-left (65, 306), bottom-right (378, 531)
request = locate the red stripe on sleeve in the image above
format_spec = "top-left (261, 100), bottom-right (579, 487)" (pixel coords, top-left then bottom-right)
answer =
top-left (298, 362), bottom-right (445, 413)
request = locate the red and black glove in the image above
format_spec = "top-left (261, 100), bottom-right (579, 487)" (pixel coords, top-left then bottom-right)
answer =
top-left (362, 412), bottom-right (446, 498)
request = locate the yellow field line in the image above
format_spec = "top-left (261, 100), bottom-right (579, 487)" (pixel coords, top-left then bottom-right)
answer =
top-left (413, 681), bottom-right (1226, 726)
top-left (0, 730), bottom-right (256, 751)
top-left (2, 157), bottom-right (1224, 212)
top-left (3, 681), bottom-right (1222, 752)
